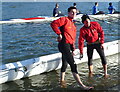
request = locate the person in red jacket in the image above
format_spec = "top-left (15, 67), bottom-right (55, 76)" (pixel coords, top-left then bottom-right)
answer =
top-left (51, 7), bottom-right (93, 90)
top-left (78, 14), bottom-right (109, 78)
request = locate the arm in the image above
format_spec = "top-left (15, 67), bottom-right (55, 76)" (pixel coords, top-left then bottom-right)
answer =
top-left (53, 8), bottom-right (59, 17)
top-left (97, 22), bottom-right (104, 49)
top-left (51, 17), bottom-right (66, 42)
top-left (96, 22), bottom-right (104, 49)
top-left (51, 17), bottom-right (66, 35)
top-left (57, 34), bottom-right (62, 42)
top-left (97, 22), bottom-right (104, 44)
top-left (78, 29), bottom-right (85, 54)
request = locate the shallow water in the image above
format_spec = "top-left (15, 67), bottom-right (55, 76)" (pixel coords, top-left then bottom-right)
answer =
top-left (0, 2), bottom-right (119, 92)
top-left (0, 53), bottom-right (119, 92)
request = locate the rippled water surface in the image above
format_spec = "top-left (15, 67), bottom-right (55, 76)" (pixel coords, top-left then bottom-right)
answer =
top-left (0, 53), bottom-right (119, 92)
top-left (2, 19), bottom-right (120, 64)
top-left (0, 2), bottom-right (120, 92)
top-left (1, 2), bottom-right (120, 64)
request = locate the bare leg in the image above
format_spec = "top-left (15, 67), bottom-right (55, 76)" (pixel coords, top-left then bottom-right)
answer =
top-left (88, 65), bottom-right (93, 77)
top-left (72, 72), bottom-right (85, 87)
top-left (60, 72), bottom-right (67, 88)
top-left (60, 72), bottom-right (66, 81)
top-left (103, 64), bottom-right (109, 78)
top-left (72, 72), bottom-right (93, 90)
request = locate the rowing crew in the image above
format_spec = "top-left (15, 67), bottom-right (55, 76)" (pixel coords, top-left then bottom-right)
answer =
top-left (93, 2), bottom-right (119, 15)
top-left (53, 2), bottom-right (120, 17)
top-left (51, 6), bottom-right (109, 90)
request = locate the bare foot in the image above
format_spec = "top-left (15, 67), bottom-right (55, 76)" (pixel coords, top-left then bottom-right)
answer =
top-left (89, 72), bottom-right (93, 77)
top-left (60, 81), bottom-right (67, 88)
top-left (104, 74), bottom-right (109, 78)
top-left (82, 86), bottom-right (94, 90)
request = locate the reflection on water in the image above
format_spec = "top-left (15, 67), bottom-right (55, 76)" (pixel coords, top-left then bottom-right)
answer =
top-left (1, 53), bottom-right (119, 92)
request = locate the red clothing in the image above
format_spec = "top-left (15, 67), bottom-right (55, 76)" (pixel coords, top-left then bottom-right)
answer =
top-left (79, 22), bottom-right (104, 54)
top-left (51, 17), bottom-right (76, 44)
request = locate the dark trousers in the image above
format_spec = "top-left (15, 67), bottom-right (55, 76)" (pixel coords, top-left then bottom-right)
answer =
top-left (87, 43), bottom-right (107, 66)
top-left (58, 41), bottom-right (78, 74)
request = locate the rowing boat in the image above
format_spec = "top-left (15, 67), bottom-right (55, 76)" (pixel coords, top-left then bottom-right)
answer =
top-left (0, 40), bottom-right (119, 84)
top-left (76, 13), bottom-right (119, 19)
top-left (0, 14), bottom-right (119, 24)
top-left (0, 16), bottom-right (60, 24)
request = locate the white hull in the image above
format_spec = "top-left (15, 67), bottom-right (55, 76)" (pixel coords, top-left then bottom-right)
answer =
top-left (77, 14), bottom-right (119, 19)
top-left (0, 14), bottom-right (119, 24)
top-left (0, 40), bottom-right (119, 84)
top-left (0, 17), bottom-right (60, 24)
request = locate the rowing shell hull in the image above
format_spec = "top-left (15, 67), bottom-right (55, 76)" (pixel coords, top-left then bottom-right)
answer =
top-left (0, 14), bottom-right (119, 24)
top-left (0, 40), bottom-right (119, 84)
top-left (0, 17), bottom-right (60, 24)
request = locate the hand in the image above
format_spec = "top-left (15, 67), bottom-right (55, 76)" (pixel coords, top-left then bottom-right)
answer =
top-left (101, 44), bottom-right (104, 50)
top-left (70, 44), bottom-right (75, 56)
top-left (57, 34), bottom-right (62, 42)
top-left (71, 44), bottom-right (75, 52)
top-left (55, 14), bottom-right (58, 17)
top-left (79, 54), bottom-right (83, 60)
top-left (72, 51), bottom-right (75, 56)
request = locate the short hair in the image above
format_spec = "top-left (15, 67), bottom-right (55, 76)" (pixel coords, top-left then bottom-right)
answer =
top-left (109, 2), bottom-right (112, 6)
top-left (55, 3), bottom-right (59, 7)
top-left (68, 6), bottom-right (77, 12)
top-left (73, 3), bottom-right (76, 6)
top-left (81, 14), bottom-right (91, 23)
top-left (95, 2), bottom-right (98, 5)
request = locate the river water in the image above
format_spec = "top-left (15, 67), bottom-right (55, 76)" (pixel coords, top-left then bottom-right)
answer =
top-left (0, 2), bottom-right (120, 92)
top-left (0, 53), bottom-right (119, 92)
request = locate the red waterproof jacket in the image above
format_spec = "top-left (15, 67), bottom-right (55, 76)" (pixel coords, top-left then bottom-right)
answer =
top-left (79, 22), bottom-right (104, 54)
top-left (51, 17), bottom-right (76, 45)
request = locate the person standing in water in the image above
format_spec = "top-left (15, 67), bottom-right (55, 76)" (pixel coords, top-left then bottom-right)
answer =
top-left (51, 7), bottom-right (93, 90)
top-left (78, 14), bottom-right (109, 78)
